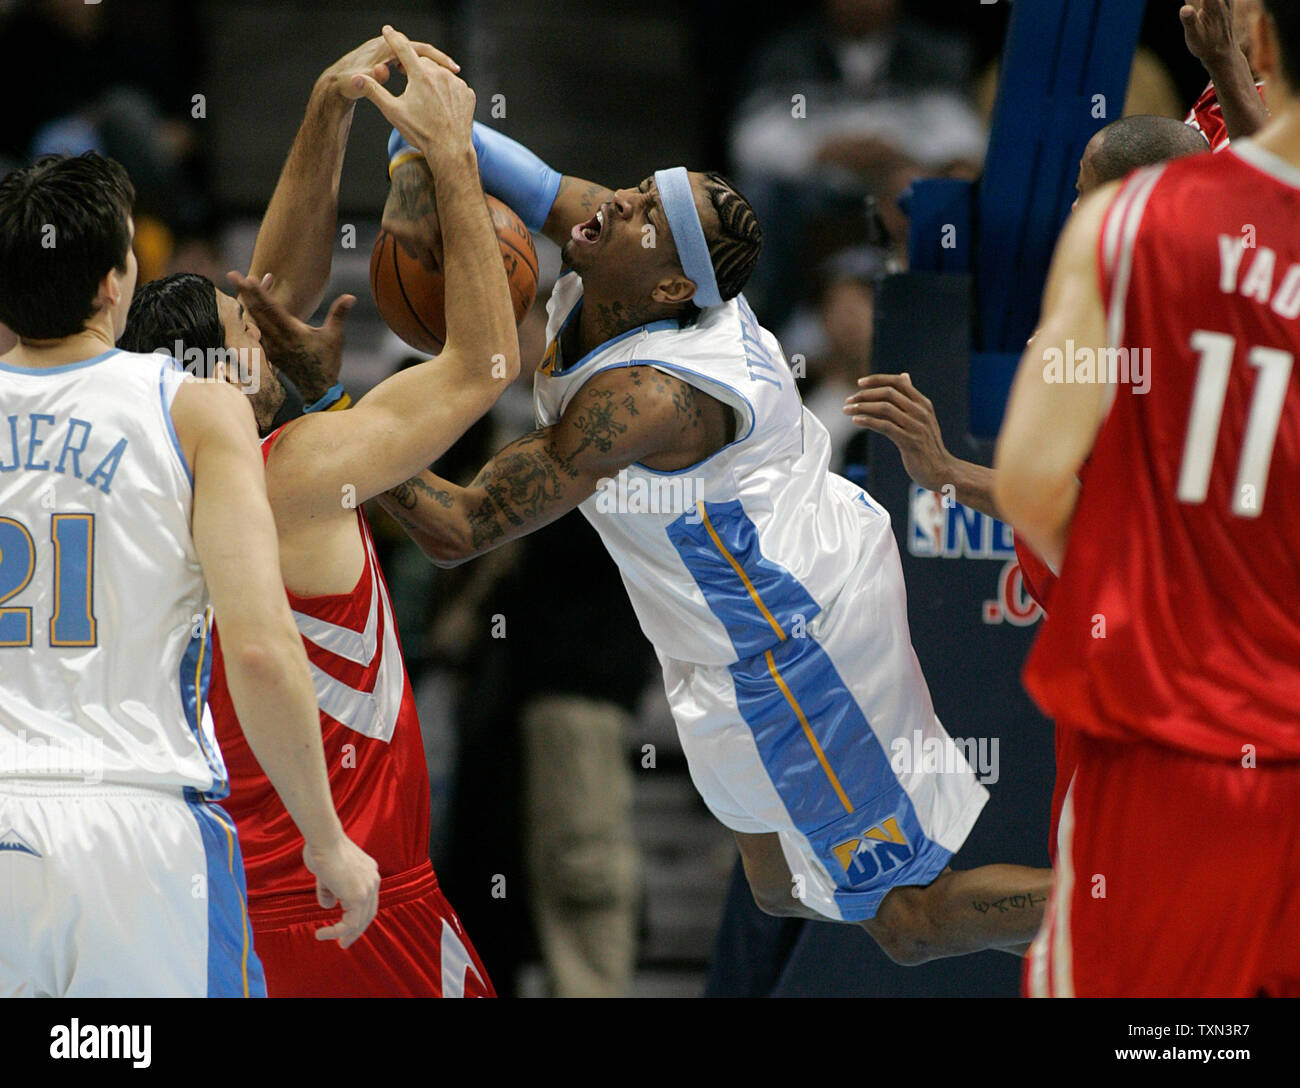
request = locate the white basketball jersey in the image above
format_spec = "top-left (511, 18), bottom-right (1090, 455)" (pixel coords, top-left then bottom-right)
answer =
top-left (534, 272), bottom-right (889, 666)
top-left (0, 349), bottom-right (226, 797)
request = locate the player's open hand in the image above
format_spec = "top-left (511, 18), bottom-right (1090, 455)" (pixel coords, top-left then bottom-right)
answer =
top-left (318, 32), bottom-right (459, 102)
top-left (352, 26), bottom-right (476, 163)
top-left (844, 372), bottom-right (956, 494)
top-left (227, 271), bottom-right (354, 404)
top-left (302, 836), bottom-right (380, 949)
top-left (1180, 1), bottom-right (1239, 67)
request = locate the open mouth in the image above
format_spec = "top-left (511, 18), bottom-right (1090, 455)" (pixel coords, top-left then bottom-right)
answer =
top-left (571, 206), bottom-right (605, 246)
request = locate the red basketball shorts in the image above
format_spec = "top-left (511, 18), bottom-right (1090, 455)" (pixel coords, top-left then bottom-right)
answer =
top-left (249, 859), bottom-right (495, 997)
top-left (1026, 732), bottom-right (1300, 997)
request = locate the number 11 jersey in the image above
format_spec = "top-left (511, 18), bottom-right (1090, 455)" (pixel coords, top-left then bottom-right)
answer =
top-left (1025, 143), bottom-right (1300, 759)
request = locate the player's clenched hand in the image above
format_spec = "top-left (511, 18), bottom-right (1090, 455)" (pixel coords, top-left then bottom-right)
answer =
top-left (302, 836), bottom-right (380, 949)
top-left (352, 26), bottom-right (476, 162)
top-left (227, 270), bottom-right (354, 404)
top-left (317, 31), bottom-right (458, 102)
top-left (844, 373), bottom-right (956, 494)
top-left (1180, 1), bottom-right (1239, 67)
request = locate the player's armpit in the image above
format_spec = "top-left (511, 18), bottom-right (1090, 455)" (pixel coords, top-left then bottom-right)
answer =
top-left (994, 182), bottom-right (1116, 569)
top-left (540, 175), bottom-right (616, 248)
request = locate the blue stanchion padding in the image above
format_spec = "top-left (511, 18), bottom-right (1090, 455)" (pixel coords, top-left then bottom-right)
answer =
top-left (907, 178), bottom-right (974, 275)
top-left (975, 0), bottom-right (1145, 356)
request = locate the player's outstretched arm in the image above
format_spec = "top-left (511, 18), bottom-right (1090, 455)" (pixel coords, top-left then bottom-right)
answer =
top-left (264, 30), bottom-right (521, 528)
top-left (249, 32), bottom-right (458, 320)
top-left (379, 365), bottom-right (725, 566)
top-left (844, 372), bottom-right (1001, 519)
top-left (171, 379), bottom-right (379, 947)
top-left (994, 184), bottom-right (1116, 569)
top-left (1182, 0), bottom-right (1268, 141)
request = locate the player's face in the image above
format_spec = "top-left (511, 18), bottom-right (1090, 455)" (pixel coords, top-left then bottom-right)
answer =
top-left (215, 288), bottom-right (285, 430)
top-left (562, 171), bottom-right (711, 308)
top-left (1074, 134), bottom-right (1103, 208)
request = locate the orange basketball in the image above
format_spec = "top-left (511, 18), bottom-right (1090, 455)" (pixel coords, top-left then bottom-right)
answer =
top-left (369, 195), bottom-right (539, 355)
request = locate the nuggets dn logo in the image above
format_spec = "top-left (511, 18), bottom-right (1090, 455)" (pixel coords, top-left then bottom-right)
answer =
top-left (833, 817), bottom-right (913, 884)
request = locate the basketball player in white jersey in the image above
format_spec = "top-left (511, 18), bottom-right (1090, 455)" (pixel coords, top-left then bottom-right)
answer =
top-left (378, 118), bottom-right (1052, 962)
top-left (0, 153), bottom-right (379, 997)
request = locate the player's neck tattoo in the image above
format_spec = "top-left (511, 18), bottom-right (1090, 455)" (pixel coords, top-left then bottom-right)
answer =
top-left (577, 296), bottom-right (668, 356)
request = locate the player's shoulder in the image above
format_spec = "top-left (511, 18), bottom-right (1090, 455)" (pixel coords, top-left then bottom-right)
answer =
top-left (170, 374), bottom-right (258, 452)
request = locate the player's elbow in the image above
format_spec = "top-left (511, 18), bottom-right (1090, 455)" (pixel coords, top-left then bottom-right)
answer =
top-left (223, 628), bottom-right (310, 699)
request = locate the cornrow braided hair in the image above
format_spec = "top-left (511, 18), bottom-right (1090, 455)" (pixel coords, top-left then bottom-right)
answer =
top-left (700, 171), bottom-right (763, 302)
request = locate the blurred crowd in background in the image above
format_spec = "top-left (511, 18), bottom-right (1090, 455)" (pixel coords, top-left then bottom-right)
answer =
top-left (0, 0), bottom-right (1235, 996)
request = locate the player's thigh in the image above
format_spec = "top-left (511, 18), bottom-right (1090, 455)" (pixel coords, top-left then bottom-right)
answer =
top-left (1, 785), bottom-right (234, 997)
top-left (1053, 735), bottom-right (1289, 997)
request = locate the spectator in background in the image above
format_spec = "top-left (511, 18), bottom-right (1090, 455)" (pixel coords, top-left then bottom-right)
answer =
top-left (729, 0), bottom-right (985, 324)
top-left (0, 0), bottom-right (211, 279)
top-left (794, 247), bottom-right (881, 477)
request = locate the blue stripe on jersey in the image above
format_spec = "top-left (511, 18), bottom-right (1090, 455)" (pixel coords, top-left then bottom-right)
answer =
top-left (184, 790), bottom-right (265, 998)
top-left (179, 618), bottom-right (225, 800)
top-left (158, 360), bottom-right (192, 486)
top-left (0, 348), bottom-right (119, 375)
top-left (666, 499), bottom-right (818, 659)
top-left (670, 499), bottom-right (957, 919)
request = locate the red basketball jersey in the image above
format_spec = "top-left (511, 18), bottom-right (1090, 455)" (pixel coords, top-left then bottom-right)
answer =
top-left (1024, 145), bottom-right (1300, 760)
top-left (1184, 80), bottom-right (1266, 153)
top-left (208, 430), bottom-right (431, 898)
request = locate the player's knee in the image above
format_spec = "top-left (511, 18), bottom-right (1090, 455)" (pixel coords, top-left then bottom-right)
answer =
top-left (747, 875), bottom-right (804, 919)
top-left (866, 887), bottom-right (938, 966)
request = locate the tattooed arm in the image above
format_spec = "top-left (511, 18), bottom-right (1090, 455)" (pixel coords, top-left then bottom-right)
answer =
top-left (539, 176), bottom-right (616, 249)
top-left (379, 365), bottom-right (734, 567)
top-left (383, 161), bottom-right (614, 268)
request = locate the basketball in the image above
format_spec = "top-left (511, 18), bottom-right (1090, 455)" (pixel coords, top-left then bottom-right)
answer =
top-left (369, 194), bottom-right (539, 354)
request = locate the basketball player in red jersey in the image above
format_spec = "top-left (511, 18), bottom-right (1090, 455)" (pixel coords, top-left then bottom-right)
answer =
top-left (995, 0), bottom-right (1300, 999)
top-left (1183, 0), bottom-right (1268, 151)
top-left (123, 30), bottom-right (515, 997)
top-left (845, 114), bottom-right (1210, 867)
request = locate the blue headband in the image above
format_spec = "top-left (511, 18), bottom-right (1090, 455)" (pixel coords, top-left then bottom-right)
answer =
top-left (654, 167), bottom-right (723, 308)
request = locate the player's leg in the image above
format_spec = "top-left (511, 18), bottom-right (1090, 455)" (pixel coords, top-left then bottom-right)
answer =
top-left (0, 783), bottom-right (264, 997)
top-left (1028, 732), bottom-right (1290, 997)
top-left (734, 830), bottom-right (1047, 964)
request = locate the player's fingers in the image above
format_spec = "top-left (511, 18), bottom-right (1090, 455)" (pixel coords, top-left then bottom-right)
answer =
top-left (848, 414), bottom-right (908, 444)
top-left (351, 72), bottom-right (399, 111)
top-left (324, 293), bottom-right (357, 329)
top-left (409, 41), bottom-right (460, 72)
top-left (845, 384), bottom-right (916, 414)
top-left (231, 272), bottom-right (297, 336)
top-left (849, 400), bottom-right (917, 434)
top-left (316, 880), bottom-right (338, 911)
top-left (313, 919), bottom-right (348, 943)
top-left (381, 25), bottom-right (424, 79)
